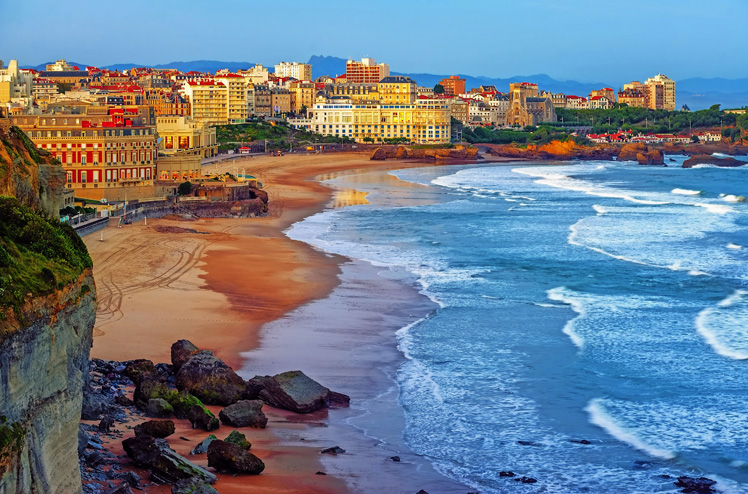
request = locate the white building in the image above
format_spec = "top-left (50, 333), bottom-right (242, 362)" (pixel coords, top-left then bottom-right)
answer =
top-left (274, 62), bottom-right (312, 81)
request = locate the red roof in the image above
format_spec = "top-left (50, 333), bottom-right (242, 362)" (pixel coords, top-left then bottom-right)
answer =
top-left (215, 73), bottom-right (243, 78)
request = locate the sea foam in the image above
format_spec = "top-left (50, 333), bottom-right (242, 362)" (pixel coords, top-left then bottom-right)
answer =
top-left (585, 399), bottom-right (676, 460)
top-left (672, 188), bottom-right (702, 196)
top-left (546, 287), bottom-right (585, 349)
top-left (695, 290), bottom-right (748, 360)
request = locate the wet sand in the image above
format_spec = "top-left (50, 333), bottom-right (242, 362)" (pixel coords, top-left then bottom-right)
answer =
top-left (84, 152), bottom-right (501, 493)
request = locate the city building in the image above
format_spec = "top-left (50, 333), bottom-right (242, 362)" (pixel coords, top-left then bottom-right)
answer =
top-left (239, 65), bottom-right (270, 85)
top-left (541, 91), bottom-right (567, 108)
top-left (12, 106), bottom-right (157, 201)
top-left (588, 95), bottom-right (614, 110)
top-left (438, 76), bottom-right (466, 96)
top-left (46, 60), bottom-right (77, 71)
top-left (345, 58), bottom-right (390, 83)
top-left (289, 99), bottom-right (451, 144)
top-left (214, 74), bottom-right (248, 123)
top-left (565, 95), bottom-right (588, 110)
top-left (618, 88), bottom-right (646, 108)
top-left (182, 79), bottom-right (229, 125)
top-left (274, 62), bottom-right (312, 81)
top-left (645, 74), bottom-right (676, 111)
top-left (377, 76), bottom-right (417, 105)
top-left (252, 84), bottom-right (272, 117)
top-left (328, 83), bottom-right (379, 104)
top-left (156, 116), bottom-right (217, 158)
top-left (505, 83), bottom-right (556, 126)
top-left (270, 87), bottom-right (291, 115)
top-left (289, 81), bottom-right (322, 114)
top-left (589, 88), bottom-right (616, 103)
top-left (0, 60), bottom-right (34, 112)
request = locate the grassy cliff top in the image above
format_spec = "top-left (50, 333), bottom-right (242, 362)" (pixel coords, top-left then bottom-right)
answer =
top-left (0, 196), bottom-right (92, 320)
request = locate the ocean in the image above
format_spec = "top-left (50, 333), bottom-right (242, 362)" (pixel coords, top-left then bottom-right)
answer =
top-left (284, 155), bottom-right (748, 493)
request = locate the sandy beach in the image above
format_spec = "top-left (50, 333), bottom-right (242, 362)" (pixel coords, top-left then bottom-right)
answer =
top-left (84, 151), bottom-right (496, 493)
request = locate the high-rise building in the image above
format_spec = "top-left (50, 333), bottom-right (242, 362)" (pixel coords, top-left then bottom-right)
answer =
top-left (214, 74), bottom-right (248, 123)
top-left (645, 74), bottom-right (675, 111)
top-left (182, 79), bottom-right (229, 125)
top-left (345, 58), bottom-right (390, 83)
top-left (274, 62), bottom-right (312, 81)
top-left (438, 76), bottom-right (466, 96)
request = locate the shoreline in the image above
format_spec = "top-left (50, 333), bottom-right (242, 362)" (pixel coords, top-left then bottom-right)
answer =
top-left (83, 152), bottom-right (510, 493)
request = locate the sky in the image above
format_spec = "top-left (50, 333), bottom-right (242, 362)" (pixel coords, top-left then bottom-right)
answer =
top-left (2, 0), bottom-right (747, 83)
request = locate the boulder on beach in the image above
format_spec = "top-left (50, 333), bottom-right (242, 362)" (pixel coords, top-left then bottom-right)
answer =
top-left (122, 435), bottom-right (217, 484)
top-left (187, 404), bottom-right (220, 431)
top-left (224, 430), bottom-right (251, 450)
top-left (207, 440), bottom-right (265, 475)
top-left (171, 340), bottom-right (200, 372)
top-left (134, 420), bottom-right (175, 439)
top-left (219, 400), bottom-right (267, 429)
top-left (255, 370), bottom-right (350, 414)
top-left (134, 377), bottom-right (172, 407)
top-left (172, 477), bottom-right (219, 494)
top-left (245, 376), bottom-right (274, 400)
top-left (617, 142), bottom-right (647, 161)
top-left (145, 398), bottom-right (173, 418)
top-left (370, 147), bottom-right (387, 160)
top-left (190, 434), bottom-right (217, 455)
top-left (124, 359), bottom-right (158, 384)
top-left (175, 350), bottom-right (246, 406)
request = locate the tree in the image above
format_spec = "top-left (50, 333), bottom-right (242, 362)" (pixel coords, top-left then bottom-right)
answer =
top-left (299, 105), bottom-right (307, 116)
top-left (177, 181), bottom-right (193, 196)
top-left (57, 82), bottom-right (72, 94)
top-left (690, 135), bottom-right (700, 143)
top-left (433, 84), bottom-right (445, 94)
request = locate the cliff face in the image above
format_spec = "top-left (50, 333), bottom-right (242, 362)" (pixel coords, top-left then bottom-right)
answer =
top-left (0, 272), bottom-right (95, 494)
top-left (0, 123), bottom-right (66, 219)
top-left (0, 120), bottom-right (96, 493)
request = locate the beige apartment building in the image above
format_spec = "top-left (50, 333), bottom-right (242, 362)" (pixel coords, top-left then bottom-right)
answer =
top-left (182, 79), bottom-right (229, 125)
top-left (289, 81), bottom-right (319, 113)
top-left (215, 74), bottom-right (248, 123)
top-left (645, 74), bottom-right (676, 111)
top-left (270, 87), bottom-right (291, 115)
top-left (275, 62), bottom-right (312, 81)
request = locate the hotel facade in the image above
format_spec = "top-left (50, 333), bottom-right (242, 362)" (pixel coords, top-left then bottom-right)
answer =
top-left (12, 106), bottom-right (157, 201)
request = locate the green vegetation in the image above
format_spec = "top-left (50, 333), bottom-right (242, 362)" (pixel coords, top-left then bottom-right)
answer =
top-left (177, 181), bottom-right (193, 196)
top-left (0, 416), bottom-right (24, 467)
top-left (214, 119), bottom-right (354, 152)
top-left (434, 84), bottom-right (445, 94)
top-left (0, 196), bottom-right (92, 318)
top-left (462, 125), bottom-right (590, 146)
top-left (557, 105), bottom-right (738, 136)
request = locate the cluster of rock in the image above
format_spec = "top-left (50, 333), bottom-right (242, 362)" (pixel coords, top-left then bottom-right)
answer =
top-left (370, 145), bottom-right (478, 161)
top-left (80, 340), bottom-right (349, 492)
top-left (682, 154), bottom-right (746, 168)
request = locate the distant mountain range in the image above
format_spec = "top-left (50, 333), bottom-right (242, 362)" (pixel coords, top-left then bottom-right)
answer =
top-left (22, 57), bottom-right (748, 111)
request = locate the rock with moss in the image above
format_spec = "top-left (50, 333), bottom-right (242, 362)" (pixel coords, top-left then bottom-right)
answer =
top-left (172, 477), bottom-right (219, 494)
top-left (169, 390), bottom-right (207, 419)
top-left (219, 400), bottom-right (267, 429)
top-left (123, 435), bottom-right (216, 484)
top-left (224, 430), bottom-right (251, 450)
top-left (175, 350), bottom-right (245, 406)
top-left (257, 370), bottom-right (350, 414)
top-left (187, 405), bottom-right (219, 431)
top-left (207, 440), bottom-right (264, 475)
top-left (134, 420), bottom-right (175, 439)
top-left (146, 398), bottom-right (173, 418)
top-left (134, 377), bottom-right (172, 408)
top-left (171, 340), bottom-right (200, 372)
